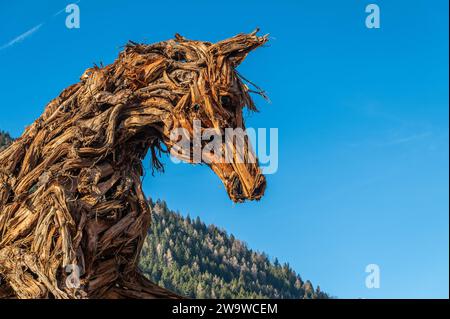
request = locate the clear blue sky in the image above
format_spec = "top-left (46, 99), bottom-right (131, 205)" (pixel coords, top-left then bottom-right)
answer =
top-left (1, 0), bottom-right (448, 298)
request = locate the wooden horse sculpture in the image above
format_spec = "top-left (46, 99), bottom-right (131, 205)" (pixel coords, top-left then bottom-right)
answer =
top-left (0, 31), bottom-right (268, 298)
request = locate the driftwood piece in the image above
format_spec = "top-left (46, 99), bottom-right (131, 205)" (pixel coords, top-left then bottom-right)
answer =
top-left (0, 30), bottom-right (268, 299)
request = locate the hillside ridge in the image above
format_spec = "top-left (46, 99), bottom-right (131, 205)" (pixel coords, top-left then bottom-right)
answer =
top-left (140, 199), bottom-right (329, 299)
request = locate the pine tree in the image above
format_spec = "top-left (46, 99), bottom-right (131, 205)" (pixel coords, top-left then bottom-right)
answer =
top-left (0, 131), bottom-right (13, 150)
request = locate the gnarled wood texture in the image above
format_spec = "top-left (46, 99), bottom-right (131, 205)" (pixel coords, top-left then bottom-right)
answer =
top-left (0, 31), bottom-right (268, 299)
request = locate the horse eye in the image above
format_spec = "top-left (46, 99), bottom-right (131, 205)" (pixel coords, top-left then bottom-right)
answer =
top-left (173, 51), bottom-right (187, 62)
top-left (220, 96), bottom-right (231, 107)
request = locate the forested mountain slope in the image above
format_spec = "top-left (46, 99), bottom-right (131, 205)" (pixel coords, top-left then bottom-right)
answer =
top-left (140, 199), bottom-right (329, 299)
top-left (0, 131), bottom-right (13, 150)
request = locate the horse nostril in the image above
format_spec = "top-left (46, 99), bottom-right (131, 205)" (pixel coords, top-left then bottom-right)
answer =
top-left (230, 174), bottom-right (242, 193)
top-left (228, 174), bottom-right (245, 202)
top-left (228, 173), bottom-right (266, 202)
top-left (251, 175), bottom-right (266, 199)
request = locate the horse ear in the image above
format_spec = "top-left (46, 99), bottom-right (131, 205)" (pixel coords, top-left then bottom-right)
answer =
top-left (211, 29), bottom-right (268, 67)
top-left (174, 33), bottom-right (186, 42)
